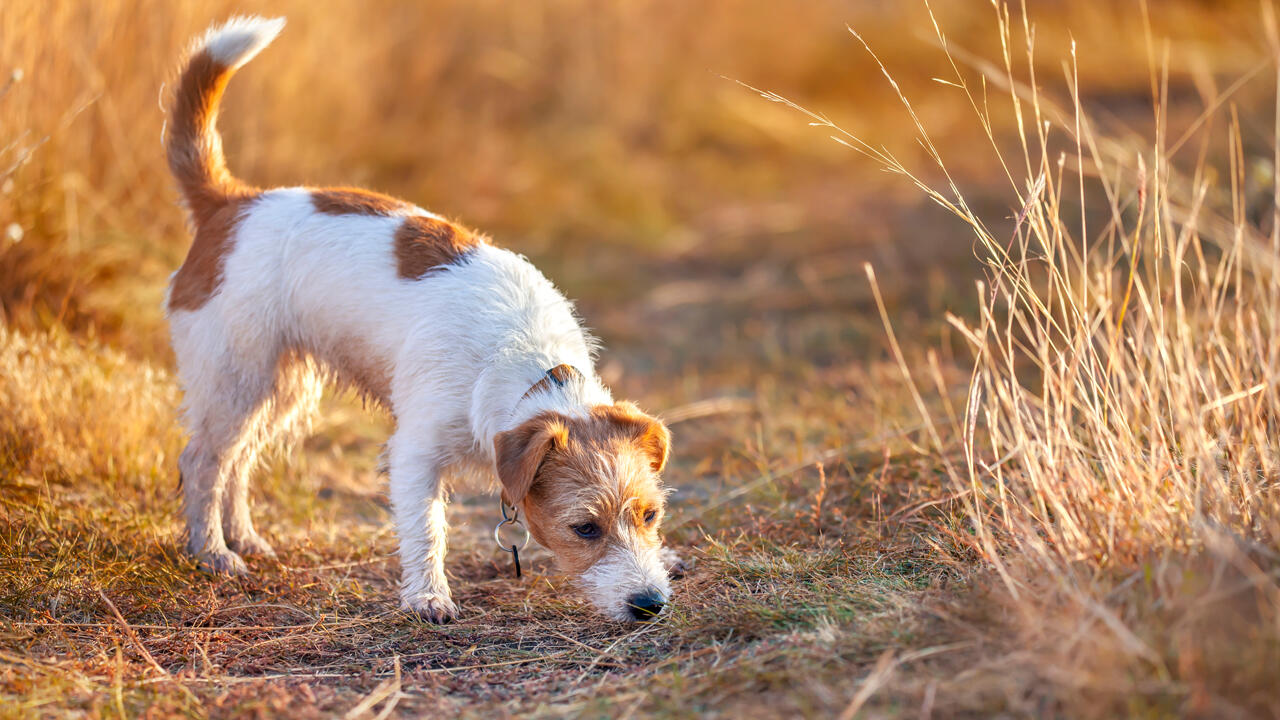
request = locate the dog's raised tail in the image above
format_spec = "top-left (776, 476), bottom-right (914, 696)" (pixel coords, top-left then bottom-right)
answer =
top-left (167, 16), bottom-right (285, 224)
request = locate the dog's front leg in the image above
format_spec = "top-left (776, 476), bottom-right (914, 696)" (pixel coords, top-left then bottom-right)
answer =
top-left (388, 429), bottom-right (457, 624)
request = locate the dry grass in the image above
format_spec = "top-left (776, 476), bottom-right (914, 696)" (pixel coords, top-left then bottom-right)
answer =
top-left (753, 2), bottom-right (1280, 715)
top-left (1, 323), bottom-right (952, 717)
top-left (4, 0), bottom-right (1280, 717)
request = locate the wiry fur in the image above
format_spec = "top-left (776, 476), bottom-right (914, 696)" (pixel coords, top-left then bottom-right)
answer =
top-left (198, 15), bottom-right (286, 69)
top-left (499, 403), bottom-right (673, 620)
top-left (163, 16), bottom-right (676, 622)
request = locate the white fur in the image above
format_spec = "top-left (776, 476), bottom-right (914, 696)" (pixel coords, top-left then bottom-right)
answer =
top-left (195, 16), bottom-right (286, 69)
top-left (167, 188), bottom-right (638, 614)
top-left (581, 543), bottom-right (673, 621)
top-left (166, 15), bottom-right (670, 623)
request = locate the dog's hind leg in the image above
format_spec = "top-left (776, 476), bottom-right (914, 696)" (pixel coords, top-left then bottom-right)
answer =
top-left (173, 318), bottom-right (281, 575)
top-left (178, 382), bottom-right (274, 574)
top-left (221, 356), bottom-right (324, 559)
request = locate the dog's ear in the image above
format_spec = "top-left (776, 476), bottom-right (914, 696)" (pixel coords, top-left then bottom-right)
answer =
top-left (494, 414), bottom-right (568, 505)
top-left (637, 416), bottom-right (671, 473)
top-left (609, 401), bottom-right (672, 474)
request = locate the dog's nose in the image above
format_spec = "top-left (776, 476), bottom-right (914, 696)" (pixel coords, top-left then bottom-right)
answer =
top-left (627, 591), bottom-right (666, 621)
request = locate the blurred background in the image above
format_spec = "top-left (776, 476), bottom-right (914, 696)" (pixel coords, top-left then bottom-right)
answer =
top-left (2, 0), bottom-right (1272, 375)
top-left (6, 2), bottom-right (1280, 715)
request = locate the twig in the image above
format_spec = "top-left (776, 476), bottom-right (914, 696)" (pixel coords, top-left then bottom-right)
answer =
top-left (96, 590), bottom-right (169, 680)
top-left (549, 630), bottom-right (621, 664)
top-left (344, 656), bottom-right (401, 720)
top-left (571, 624), bottom-right (663, 685)
top-left (661, 397), bottom-right (754, 425)
top-left (97, 589), bottom-right (199, 704)
top-left (284, 555), bottom-right (396, 572)
top-left (837, 649), bottom-right (898, 720)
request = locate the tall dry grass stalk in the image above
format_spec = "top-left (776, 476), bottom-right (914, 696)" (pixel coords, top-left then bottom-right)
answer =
top-left (940, 1), bottom-right (1279, 580)
top-left (761, 0), bottom-right (1280, 708)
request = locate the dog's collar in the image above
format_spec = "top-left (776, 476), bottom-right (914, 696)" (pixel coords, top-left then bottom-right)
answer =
top-left (501, 365), bottom-right (581, 579)
top-left (501, 363), bottom-right (578, 576)
top-left (520, 363), bottom-right (583, 401)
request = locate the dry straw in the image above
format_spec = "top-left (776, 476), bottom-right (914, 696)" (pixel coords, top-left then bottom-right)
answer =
top-left (754, 0), bottom-right (1280, 699)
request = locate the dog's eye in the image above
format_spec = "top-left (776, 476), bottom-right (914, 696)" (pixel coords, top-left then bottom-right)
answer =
top-left (572, 522), bottom-right (601, 539)
top-left (643, 509), bottom-right (657, 525)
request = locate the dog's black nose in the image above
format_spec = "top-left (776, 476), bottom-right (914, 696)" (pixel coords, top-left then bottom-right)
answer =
top-left (627, 591), bottom-right (666, 620)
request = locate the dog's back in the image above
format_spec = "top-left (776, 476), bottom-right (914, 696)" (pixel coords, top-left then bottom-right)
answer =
top-left (164, 17), bottom-right (673, 624)
top-left (164, 16), bottom-right (601, 575)
top-left (164, 19), bottom-right (595, 413)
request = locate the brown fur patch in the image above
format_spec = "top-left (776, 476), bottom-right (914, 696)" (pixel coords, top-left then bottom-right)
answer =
top-left (495, 403), bottom-right (671, 574)
top-left (167, 50), bottom-right (253, 228)
top-left (522, 364), bottom-right (584, 400)
top-left (168, 192), bottom-right (258, 312)
top-left (166, 47), bottom-right (262, 312)
top-left (394, 215), bottom-right (484, 280)
top-left (311, 188), bottom-right (412, 217)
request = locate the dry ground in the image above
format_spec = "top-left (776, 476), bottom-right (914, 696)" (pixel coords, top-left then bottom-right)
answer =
top-left (4, 1), bottom-right (1280, 718)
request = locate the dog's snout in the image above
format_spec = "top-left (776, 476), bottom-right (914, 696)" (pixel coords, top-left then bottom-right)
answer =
top-left (626, 591), bottom-right (666, 621)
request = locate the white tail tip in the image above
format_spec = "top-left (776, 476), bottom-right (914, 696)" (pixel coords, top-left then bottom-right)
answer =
top-left (196, 15), bottom-right (286, 69)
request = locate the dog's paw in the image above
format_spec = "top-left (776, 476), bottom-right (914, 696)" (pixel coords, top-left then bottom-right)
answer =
top-left (401, 593), bottom-right (459, 624)
top-left (661, 547), bottom-right (692, 579)
top-left (227, 532), bottom-right (276, 559)
top-left (196, 548), bottom-right (249, 576)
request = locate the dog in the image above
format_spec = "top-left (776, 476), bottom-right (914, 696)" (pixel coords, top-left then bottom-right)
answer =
top-left (164, 16), bottom-right (676, 623)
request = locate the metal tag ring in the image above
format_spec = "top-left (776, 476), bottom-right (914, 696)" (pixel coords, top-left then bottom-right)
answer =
top-left (494, 518), bottom-right (530, 553)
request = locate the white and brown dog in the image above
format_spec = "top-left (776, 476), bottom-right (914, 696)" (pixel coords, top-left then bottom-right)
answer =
top-left (164, 17), bottom-right (675, 623)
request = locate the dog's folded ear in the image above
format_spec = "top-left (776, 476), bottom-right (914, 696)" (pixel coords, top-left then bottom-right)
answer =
top-left (608, 401), bottom-right (672, 474)
top-left (636, 416), bottom-right (671, 473)
top-left (495, 414), bottom-right (569, 505)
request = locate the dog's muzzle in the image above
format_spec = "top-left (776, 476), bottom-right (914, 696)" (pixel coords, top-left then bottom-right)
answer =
top-left (626, 589), bottom-right (666, 621)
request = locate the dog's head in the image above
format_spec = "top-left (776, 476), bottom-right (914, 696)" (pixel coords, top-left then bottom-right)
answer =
top-left (495, 402), bottom-right (672, 621)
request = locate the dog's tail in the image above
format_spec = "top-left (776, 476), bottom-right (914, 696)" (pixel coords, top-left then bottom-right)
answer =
top-left (166, 16), bottom-right (285, 224)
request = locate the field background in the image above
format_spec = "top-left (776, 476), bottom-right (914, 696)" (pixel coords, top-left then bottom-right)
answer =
top-left (3, 0), bottom-right (1279, 717)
